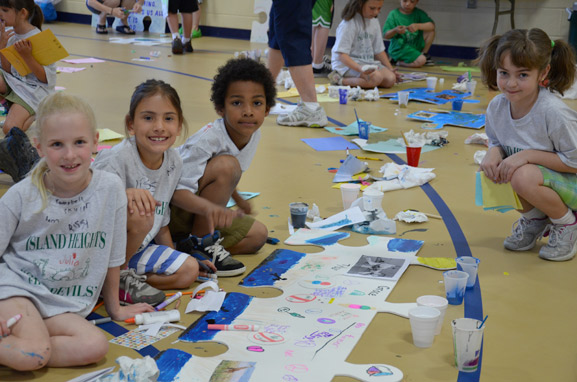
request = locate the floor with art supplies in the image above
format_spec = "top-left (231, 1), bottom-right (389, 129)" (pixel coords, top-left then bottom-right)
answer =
top-left (0, 22), bottom-right (576, 382)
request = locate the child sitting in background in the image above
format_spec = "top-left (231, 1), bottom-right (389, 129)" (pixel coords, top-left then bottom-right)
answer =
top-left (477, 28), bottom-right (577, 262)
top-left (93, 79), bottom-right (237, 304)
top-left (0, 92), bottom-right (153, 371)
top-left (383, 0), bottom-right (435, 67)
top-left (170, 57), bottom-right (277, 276)
top-left (329, 0), bottom-right (400, 89)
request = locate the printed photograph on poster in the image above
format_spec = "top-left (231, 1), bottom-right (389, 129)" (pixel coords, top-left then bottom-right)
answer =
top-left (346, 255), bottom-right (410, 281)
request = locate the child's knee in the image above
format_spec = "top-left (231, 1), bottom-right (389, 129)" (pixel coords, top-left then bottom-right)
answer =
top-left (175, 258), bottom-right (198, 288)
top-left (413, 55), bottom-right (426, 67)
top-left (510, 165), bottom-right (539, 192)
top-left (247, 221), bottom-right (268, 252)
top-left (8, 338), bottom-right (51, 371)
top-left (80, 331), bottom-right (109, 365)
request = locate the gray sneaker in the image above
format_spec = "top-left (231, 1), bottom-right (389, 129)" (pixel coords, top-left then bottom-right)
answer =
top-left (119, 269), bottom-right (165, 306)
top-left (276, 103), bottom-right (328, 128)
top-left (328, 70), bottom-right (343, 86)
top-left (539, 218), bottom-right (577, 261)
top-left (503, 216), bottom-right (549, 251)
top-left (0, 127), bottom-right (40, 183)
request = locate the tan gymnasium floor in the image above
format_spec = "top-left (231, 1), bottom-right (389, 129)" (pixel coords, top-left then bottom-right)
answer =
top-left (1, 22), bottom-right (577, 382)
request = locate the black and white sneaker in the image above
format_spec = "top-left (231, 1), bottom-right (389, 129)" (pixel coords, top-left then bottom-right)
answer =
top-left (313, 63), bottom-right (332, 77)
top-left (424, 53), bottom-right (435, 66)
top-left (176, 231), bottom-right (246, 277)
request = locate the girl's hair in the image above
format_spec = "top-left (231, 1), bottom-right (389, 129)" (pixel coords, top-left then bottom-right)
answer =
top-left (0, 0), bottom-right (43, 30)
top-left (125, 79), bottom-right (189, 140)
top-left (30, 92), bottom-right (97, 209)
top-left (476, 28), bottom-right (576, 96)
top-left (342, 0), bottom-right (368, 21)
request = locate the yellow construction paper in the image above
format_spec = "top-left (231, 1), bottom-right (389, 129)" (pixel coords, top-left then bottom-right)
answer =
top-left (479, 171), bottom-right (522, 209)
top-left (0, 29), bottom-right (69, 76)
top-left (98, 128), bottom-right (124, 142)
top-left (317, 93), bottom-right (339, 103)
top-left (416, 257), bottom-right (457, 270)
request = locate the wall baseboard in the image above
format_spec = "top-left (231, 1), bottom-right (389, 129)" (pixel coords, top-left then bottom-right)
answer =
top-left (57, 12), bottom-right (477, 59)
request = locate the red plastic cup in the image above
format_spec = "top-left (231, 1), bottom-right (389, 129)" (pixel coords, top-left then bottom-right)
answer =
top-left (406, 146), bottom-right (422, 167)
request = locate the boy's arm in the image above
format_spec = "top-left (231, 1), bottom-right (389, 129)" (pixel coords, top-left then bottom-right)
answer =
top-left (171, 189), bottom-right (242, 233)
top-left (383, 25), bottom-right (405, 39)
top-left (231, 189), bottom-right (252, 215)
top-left (407, 21), bottom-right (434, 33)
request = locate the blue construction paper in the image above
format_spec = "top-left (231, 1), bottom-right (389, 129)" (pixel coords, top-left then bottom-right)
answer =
top-left (301, 136), bottom-right (360, 151)
top-left (408, 110), bottom-right (485, 129)
top-left (333, 155), bottom-right (367, 182)
top-left (324, 120), bottom-right (387, 136)
top-left (475, 172), bottom-right (483, 206)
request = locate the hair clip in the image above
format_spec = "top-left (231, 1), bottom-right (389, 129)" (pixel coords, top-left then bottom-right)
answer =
top-left (551, 40), bottom-right (555, 48)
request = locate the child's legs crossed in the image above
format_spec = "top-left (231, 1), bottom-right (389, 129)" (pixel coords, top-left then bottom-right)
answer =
top-left (44, 313), bottom-right (108, 367)
top-left (397, 45), bottom-right (425, 68)
top-left (423, 30), bottom-right (435, 53)
top-left (130, 244), bottom-right (197, 289)
top-left (511, 164), bottom-right (574, 219)
top-left (3, 104), bottom-right (34, 134)
top-left (0, 297), bottom-right (51, 370)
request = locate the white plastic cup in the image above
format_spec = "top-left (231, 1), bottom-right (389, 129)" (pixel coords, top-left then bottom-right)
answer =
top-left (362, 189), bottom-right (384, 212)
top-left (426, 77), bottom-right (437, 91)
top-left (340, 183), bottom-right (361, 210)
top-left (451, 318), bottom-right (485, 372)
top-left (455, 257), bottom-right (480, 288)
top-left (397, 90), bottom-right (410, 108)
top-left (466, 80), bottom-right (477, 96)
top-left (443, 270), bottom-right (469, 305)
top-left (416, 295), bottom-right (449, 335)
top-left (408, 306), bottom-right (440, 348)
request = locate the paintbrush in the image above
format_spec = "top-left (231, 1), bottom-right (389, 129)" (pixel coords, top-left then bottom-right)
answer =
top-left (401, 132), bottom-right (410, 146)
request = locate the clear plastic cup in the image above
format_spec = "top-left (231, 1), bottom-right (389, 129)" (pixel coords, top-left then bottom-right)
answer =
top-left (455, 256), bottom-right (480, 288)
top-left (398, 91), bottom-right (410, 108)
top-left (426, 77), bottom-right (437, 91)
top-left (443, 270), bottom-right (469, 305)
top-left (452, 318), bottom-right (485, 372)
top-left (340, 183), bottom-right (361, 210)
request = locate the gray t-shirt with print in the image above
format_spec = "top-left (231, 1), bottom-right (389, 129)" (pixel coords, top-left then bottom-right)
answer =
top-left (486, 88), bottom-right (577, 168)
top-left (0, 170), bottom-right (126, 318)
top-left (92, 138), bottom-right (183, 251)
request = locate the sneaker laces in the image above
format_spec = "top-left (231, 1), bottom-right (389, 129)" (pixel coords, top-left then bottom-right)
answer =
top-left (546, 224), bottom-right (564, 247)
top-left (204, 237), bottom-right (230, 262)
top-left (280, 104), bottom-right (312, 122)
top-left (120, 269), bottom-right (147, 299)
top-left (510, 217), bottom-right (547, 241)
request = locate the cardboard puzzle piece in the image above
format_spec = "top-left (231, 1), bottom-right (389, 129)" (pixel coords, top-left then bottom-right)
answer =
top-left (381, 88), bottom-right (473, 105)
top-left (407, 110), bottom-right (485, 130)
top-left (251, 0), bottom-right (272, 43)
top-left (154, 234), bottom-right (436, 381)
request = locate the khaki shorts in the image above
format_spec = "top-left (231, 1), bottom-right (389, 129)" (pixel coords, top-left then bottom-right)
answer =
top-left (170, 204), bottom-right (255, 249)
top-left (0, 72), bottom-right (34, 115)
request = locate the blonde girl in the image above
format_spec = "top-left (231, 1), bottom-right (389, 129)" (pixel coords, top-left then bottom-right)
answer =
top-left (0, 92), bottom-right (153, 371)
top-left (329, 0), bottom-right (401, 88)
top-left (477, 28), bottom-right (577, 262)
top-left (0, 0), bottom-right (56, 134)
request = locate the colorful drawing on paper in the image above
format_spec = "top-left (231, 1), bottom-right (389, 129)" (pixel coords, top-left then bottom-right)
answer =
top-left (153, 232), bottom-right (442, 381)
top-left (380, 88), bottom-right (475, 105)
top-left (407, 110), bottom-right (485, 129)
top-left (110, 327), bottom-right (179, 350)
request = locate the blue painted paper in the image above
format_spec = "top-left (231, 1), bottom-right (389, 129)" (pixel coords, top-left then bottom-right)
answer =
top-left (239, 249), bottom-right (307, 287)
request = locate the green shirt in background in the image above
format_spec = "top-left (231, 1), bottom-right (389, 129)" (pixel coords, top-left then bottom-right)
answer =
top-left (383, 7), bottom-right (434, 63)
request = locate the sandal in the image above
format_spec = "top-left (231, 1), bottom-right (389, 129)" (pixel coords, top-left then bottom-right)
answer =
top-left (96, 24), bottom-right (108, 34)
top-left (116, 25), bottom-right (135, 35)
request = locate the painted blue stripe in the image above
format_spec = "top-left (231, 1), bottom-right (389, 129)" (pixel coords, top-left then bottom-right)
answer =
top-left (240, 249), bottom-right (308, 287)
top-left (156, 349), bottom-right (193, 382)
top-left (74, 53), bottom-right (483, 381)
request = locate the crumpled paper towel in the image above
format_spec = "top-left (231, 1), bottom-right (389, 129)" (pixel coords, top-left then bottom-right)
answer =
top-left (97, 356), bottom-right (159, 382)
top-left (367, 163), bottom-right (436, 192)
top-left (394, 210), bottom-right (428, 223)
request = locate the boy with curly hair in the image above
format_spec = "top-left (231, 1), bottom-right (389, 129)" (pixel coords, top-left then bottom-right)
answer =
top-left (169, 58), bottom-right (276, 276)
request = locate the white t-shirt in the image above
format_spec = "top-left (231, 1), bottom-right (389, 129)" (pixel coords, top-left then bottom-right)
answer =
top-left (92, 138), bottom-right (183, 251)
top-left (3, 28), bottom-right (57, 111)
top-left (331, 13), bottom-right (386, 76)
top-left (177, 118), bottom-right (261, 193)
top-left (486, 88), bottom-right (577, 168)
top-left (0, 170), bottom-right (126, 318)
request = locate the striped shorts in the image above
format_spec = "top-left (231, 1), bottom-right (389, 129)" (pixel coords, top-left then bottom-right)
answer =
top-left (128, 243), bottom-right (188, 276)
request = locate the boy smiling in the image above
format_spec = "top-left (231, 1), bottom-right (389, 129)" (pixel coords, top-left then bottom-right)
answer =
top-left (170, 58), bottom-right (277, 276)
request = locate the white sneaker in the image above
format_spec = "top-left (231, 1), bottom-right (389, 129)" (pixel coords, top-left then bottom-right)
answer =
top-left (539, 217), bottom-right (577, 261)
top-left (276, 103), bottom-right (328, 127)
top-left (328, 70), bottom-right (343, 86)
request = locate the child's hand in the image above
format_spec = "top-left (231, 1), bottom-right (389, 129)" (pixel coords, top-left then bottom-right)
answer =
top-left (132, 2), bottom-right (142, 13)
top-left (111, 303), bottom-right (155, 321)
top-left (199, 259), bottom-right (217, 275)
top-left (407, 23), bottom-right (419, 33)
top-left (236, 198), bottom-right (253, 215)
top-left (480, 148), bottom-right (504, 183)
top-left (0, 22), bottom-right (14, 49)
top-left (13, 39), bottom-right (32, 58)
top-left (497, 152), bottom-right (529, 183)
top-left (204, 202), bottom-right (243, 232)
top-left (126, 188), bottom-right (159, 216)
top-left (396, 25), bottom-right (406, 35)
